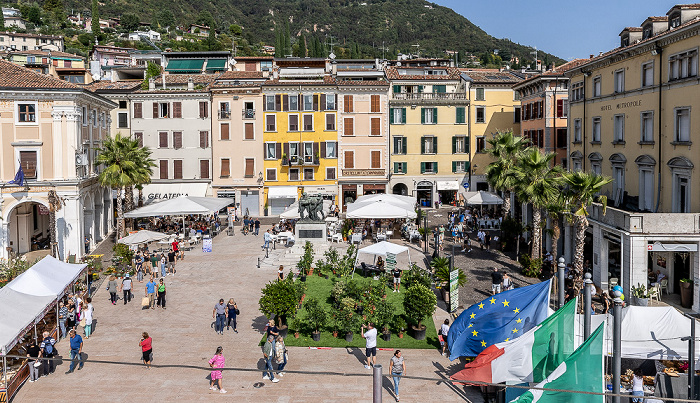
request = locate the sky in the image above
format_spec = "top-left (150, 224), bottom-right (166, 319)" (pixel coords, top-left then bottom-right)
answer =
top-left (432, 0), bottom-right (682, 61)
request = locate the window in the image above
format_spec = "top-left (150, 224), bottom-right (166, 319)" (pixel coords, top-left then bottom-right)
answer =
top-left (261, 61), bottom-right (273, 71)
top-left (17, 103), bottom-right (36, 123)
top-left (303, 114), bottom-right (313, 131)
top-left (244, 158), bottom-right (254, 178)
top-left (642, 62), bottom-right (654, 87)
top-left (173, 131), bottom-right (183, 149)
top-left (118, 112), bottom-right (128, 128)
top-left (326, 94), bottom-right (336, 110)
top-left (371, 151), bottom-right (381, 169)
top-left (288, 95), bottom-right (298, 111)
top-left (303, 95), bottom-right (314, 111)
top-left (343, 95), bottom-right (354, 113)
top-left (173, 160), bottom-right (183, 179)
top-left (393, 136), bottom-right (407, 155)
top-left (159, 132), bottom-right (168, 148)
top-left (574, 119), bottom-right (582, 142)
top-left (612, 166), bottom-right (625, 206)
top-left (265, 115), bottom-right (276, 131)
top-left (390, 108), bottom-right (406, 124)
top-left (265, 95), bottom-right (275, 111)
top-left (343, 118), bottom-right (354, 136)
top-left (674, 175), bottom-right (691, 213)
top-left (613, 114), bottom-right (624, 143)
top-left (303, 168), bottom-right (314, 181)
top-left (556, 129), bottom-right (567, 148)
top-left (303, 142), bottom-right (314, 163)
top-left (641, 112), bottom-right (654, 142)
top-left (344, 150), bottom-right (354, 169)
top-left (614, 70), bottom-right (625, 93)
top-left (119, 100), bottom-right (127, 109)
top-left (556, 100), bottom-right (568, 118)
top-left (592, 117), bottom-right (601, 142)
top-left (289, 168), bottom-right (299, 181)
top-left (453, 136), bottom-right (467, 154)
top-left (422, 107), bottom-right (437, 124)
top-left (19, 151), bottom-right (37, 179)
top-left (265, 143), bottom-right (277, 159)
top-left (198, 101), bottom-right (208, 118)
top-left (456, 107), bottom-right (466, 124)
top-left (669, 50), bottom-right (698, 80)
top-left (325, 142), bottom-right (337, 158)
top-left (421, 161), bottom-right (437, 174)
top-left (571, 81), bottom-right (584, 101)
top-left (514, 107), bottom-right (521, 123)
top-left (219, 101), bottom-right (231, 119)
top-left (289, 142), bottom-right (300, 163)
top-left (371, 95), bottom-right (380, 112)
top-left (643, 27), bottom-right (652, 40)
top-left (675, 108), bottom-right (691, 143)
top-left (421, 136), bottom-right (437, 154)
top-left (220, 123), bottom-right (230, 140)
top-left (172, 102), bottom-right (182, 118)
top-left (591, 162), bottom-right (601, 176)
top-left (82, 106), bottom-right (88, 125)
top-left (325, 114), bottom-right (335, 130)
top-left (476, 136), bottom-right (485, 153)
top-left (593, 76), bottom-right (601, 97)
top-left (453, 161), bottom-right (468, 173)
top-left (159, 160), bottom-right (168, 179)
top-left (370, 117), bottom-right (381, 136)
top-left (433, 85), bottom-right (446, 93)
top-left (289, 114), bottom-right (299, 131)
top-left (244, 123), bottom-right (254, 140)
top-left (134, 132), bottom-right (144, 147)
top-left (220, 159), bottom-right (230, 177)
top-left (393, 162), bottom-right (407, 174)
top-left (154, 102), bottom-right (169, 118)
top-left (671, 14), bottom-right (681, 29)
top-left (326, 167), bottom-right (336, 180)
top-left (266, 168), bottom-right (277, 181)
top-left (639, 169), bottom-right (654, 211)
top-left (476, 107), bottom-right (485, 123)
top-left (133, 102), bottom-right (142, 119)
top-left (475, 87), bottom-right (485, 101)
top-left (199, 160), bottom-right (209, 179)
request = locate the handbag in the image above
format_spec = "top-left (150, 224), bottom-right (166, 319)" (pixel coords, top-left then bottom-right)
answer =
top-left (141, 297), bottom-right (150, 307)
top-left (235, 308), bottom-right (240, 315)
top-left (79, 317), bottom-right (86, 327)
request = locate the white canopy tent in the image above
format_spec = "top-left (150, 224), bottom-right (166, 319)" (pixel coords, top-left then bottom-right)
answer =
top-left (117, 230), bottom-right (168, 245)
top-left (346, 200), bottom-right (417, 219)
top-left (465, 191), bottom-right (504, 205)
top-left (352, 241), bottom-right (412, 277)
top-left (352, 194), bottom-right (416, 210)
top-left (124, 196), bottom-right (234, 218)
top-left (279, 199), bottom-right (333, 219)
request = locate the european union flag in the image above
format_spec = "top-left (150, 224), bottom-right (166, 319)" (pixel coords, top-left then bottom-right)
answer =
top-left (448, 279), bottom-right (551, 360)
top-left (7, 165), bottom-right (26, 187)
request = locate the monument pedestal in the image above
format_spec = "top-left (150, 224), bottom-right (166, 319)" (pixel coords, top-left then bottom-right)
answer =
top-left (295, 221), bottom-right (327, 244)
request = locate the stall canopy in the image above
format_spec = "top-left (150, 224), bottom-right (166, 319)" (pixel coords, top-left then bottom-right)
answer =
top-left (6, 255), bottom-right (86, 297)
top-left (346, 195), bottom-right (416, 219)
top-left (124, 196), bottom-right (233, 218)
top-left (279, 200), bottom-right (332, 219)
top-left (139, 183), bottom-right (208, 205)
top-left (356, 241), bottom-right (410, 259)
top-left (352, 194), bottom-right (415, 210)
top-left (466, 191), bottom-right (504, 205)
top-left (118, 230), bottom-right (168, 245)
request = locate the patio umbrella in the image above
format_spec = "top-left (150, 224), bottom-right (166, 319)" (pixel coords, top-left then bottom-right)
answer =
top-left (124, 196), bottom-right (234, 218)
top-left (352, 194), bottom-right (416, 210)
top-left (466, 191), bottom-right (504, 205)
top-left (346, 201), bottom-right (417, 219)
top-left (118, 230), bottom-right (168, 245)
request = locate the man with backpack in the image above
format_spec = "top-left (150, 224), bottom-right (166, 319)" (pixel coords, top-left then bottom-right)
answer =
top-left (40, 331), bottom-right (56, 375)
top-left (120, 274), bottom-right (133, 304)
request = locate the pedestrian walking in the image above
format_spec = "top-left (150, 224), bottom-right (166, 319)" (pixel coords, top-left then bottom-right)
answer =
top-left (254, 219), bottom-right (260, 235)
top-left (275, 335), bottom-right (287, 376)
top-left (263, 229), bottom-right (272, 250)
top-left (209, 346), bottom-right (227, 393)
top-left (156, 278), bottom-right (166, 309)
top-left (631, 368), bottom-right (644, 403)
top-left (58, 301), bottom-right (68, 339)
top-left (107, 275), bottom-right (118, 305)
top-left (145, 277), bottom-right (156, 309)
top-left (150, 253), bottom-right (160, 278)
top-left (26, 339), bottom-right (42, 382)
top-left (213, 299), bottom-right (227, 335)
top-left (389, 350), bottom-right (406, 402)
top-left (120, 274), bottom-right (133, 305)
top-left (139, 332), bottom-right (152, 369)
top-left (66, 302), bottom-right (76, 330)
top-left (65, 329), bottom-right (83, 374)
top-left (226, 299), bottom-right (238, 333)
top-left (83, 297), bottom-right (94, 338)
top-left (167, 249), bottom-right (176, 275)
top-left (262, 335), bottom-right (279, 382)
top-left (392, 266), bottom-right (401, 292)
top-left (502, 271), bottom-right (513, 291)
top-left (160, 253), bottom-right (167, 278)
top-left (439, 319), bottom-right (450, 356)
top-left (361, 323), bottom-right (377, 369)
top-left (491, 267), bottom-right (503, 295)
top-left (40, 331), bottom-right (56, 376)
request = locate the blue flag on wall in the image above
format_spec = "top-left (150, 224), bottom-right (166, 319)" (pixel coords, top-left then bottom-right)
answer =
top-left (448, 279), bottom-right (552, 360)
top-left (7, 165), bottom-right (26, 187)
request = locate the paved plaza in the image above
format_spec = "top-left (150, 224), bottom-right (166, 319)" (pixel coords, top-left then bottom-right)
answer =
top-left (13, 223), bottom-right (485, 402)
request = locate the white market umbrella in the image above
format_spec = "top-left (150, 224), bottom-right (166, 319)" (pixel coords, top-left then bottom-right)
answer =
top-left (346, 201), bottom-right (416, 219)
top-left (352, 194), bottom-right (415, 210)
top-left (466, 191), bottom-right (504, 205)
top-left (118, 230), bottom-right (168, 245)
top-left (124, 196), bottom-right (234, 218)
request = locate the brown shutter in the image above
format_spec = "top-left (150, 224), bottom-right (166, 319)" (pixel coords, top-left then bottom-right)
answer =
top-left (320, 94), bottom-right (326, 111)
top-left (371, 95), bottom-right (380, 112)
top-left (344, 95), bottom-right (353, 112)
top-left (199, 131), bottom-right (209, 148)
top-left (133, 102), bottom-right (142, 118)
top-left (326, 113), bottom-right (335, 130)
top-left (303, 115), bottom-right (313, 131)
top-left (153, 102), bottom-right (159, 118)
top-left (344, 118), bottom-right (353, 136)
top-left (159, 132), bottom-right (168, 148)
top-left (220, 123), bottom-right (230, 140)
top-left (313, 94), bottom-right (319, 111)
top-left (245, 123), bottom-right (254, 139)
top-left (371, 118), bottom-right (380, 136)
top-left (283, 143), bottom-right (289, 159)
top-left (201, 101), bottom-right (209, 118)
top-left (200, 160), bottom-right (210, 179)
top-left (283, 94), bottom-right (289, 111)
top-left (19, 151), bottom-right (37, 179)
top-left (275, 143), bottom-right (282, 160)
top-left (173, 160), bottom-right (183, 179)
top-left (275, 95), bottom-right (281, 111)
top-left (289, 114), bottom-right (298, 131)
top-left (371, 151), bottom-right (381, 168)
top-left (298, 94), bottom-right (303, 110)
top-left (134, 132), bottom-right (143, 147)
top-left (263, 96), bottom-right (267, 112)
top-left (173, 131), bottom-right (183, 149)
top-left (159, 160), bottom-right (168, 179)
top-left (344, 150), bottom-right (354, 169)
top-left (173, 102), bottom-right (182, 118)
top-left (313, 142), bottom-right (319, 160)
top-left (320, 141), bottom-right (326, 158)
top-left (220, 159), bottom-right (230, 177)
top-left (244, 159), bottom-right (254, 177)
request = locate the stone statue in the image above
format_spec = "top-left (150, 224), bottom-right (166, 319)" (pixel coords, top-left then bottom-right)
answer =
top-left (298, 193), bottom-right (325, 221)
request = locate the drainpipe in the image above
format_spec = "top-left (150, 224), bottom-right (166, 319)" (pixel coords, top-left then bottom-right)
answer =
top-left (581, 69), bottom-right (587, 172)
top-left (467, 81), bottom-right (472, 191)
top-left (654, 44), bottom-right (663, 213)
top-left (552, 78), bottom-right (557, 163)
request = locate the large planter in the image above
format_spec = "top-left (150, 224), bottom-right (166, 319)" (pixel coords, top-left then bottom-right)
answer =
top-left (412, 325), bottom-right (427, 340)
top-left (382, 331), bottom-right (391, 342)
top-left (279, 325), bottom-right (289, 338)
top-left (632, 297), bottom-right (649, 307)
top-left (311, 331), bottom-right (321, 341)
top-left (345, 332), bottom-right (354, 342)
top-left (441, 287), bottom-right (449, 303)
top-left (681, 282), bottom-right (694, 308)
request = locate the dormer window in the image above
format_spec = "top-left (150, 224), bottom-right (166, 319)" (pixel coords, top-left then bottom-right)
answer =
top-left (621, 35), bottom-right (629, 47)
top-left (670, 14), bottom-right (681, 29)
top-left (642, 26), bottom-right (653, 40)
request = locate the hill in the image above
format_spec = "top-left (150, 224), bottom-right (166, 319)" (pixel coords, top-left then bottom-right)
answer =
top-left (61, 0), bottom-right (562, 65)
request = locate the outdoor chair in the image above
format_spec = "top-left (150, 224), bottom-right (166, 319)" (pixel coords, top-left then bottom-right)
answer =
top-left (608, 278), bottom-right (618, 290)
top-left (650, 284), bottom-right (661, 302)
top-left (659, 279), bottom-right (669, 295)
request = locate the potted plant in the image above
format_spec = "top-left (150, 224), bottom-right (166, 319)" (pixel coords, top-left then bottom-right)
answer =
top-left (314, 152), bottom-right (320, 165)
top-left (434, 266), bottom-right (467, 303)
top-left (258, 277), bottom-right (299, 330)
top-left (403, 284), bottom-right (437, 340)
top-left (303, 297), bottom-right (327, 341)
top-left (296, 241), bottom-right (314, 277)
top-left (681, 278), bottom-right (694, 308)
top-left (631, 283), bottom-right (651, 307)
top-left (393, 317), bottom-right (406, 338)
top-left (338, 296), bottom-right (360, 342)
top-left (282, 153), bottom-right (289, 165)
top-left (374, 299), bottom-right (394, 342)
top-left (264, 201), bottom-right (269, 216)
top-left (289, 318), bottom-right (301, 338)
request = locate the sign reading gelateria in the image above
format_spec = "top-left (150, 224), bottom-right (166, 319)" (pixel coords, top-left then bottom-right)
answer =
top-left (601, 99), bottom-right (642, 111)
top-left (341, 169), bottom-right (385, 176)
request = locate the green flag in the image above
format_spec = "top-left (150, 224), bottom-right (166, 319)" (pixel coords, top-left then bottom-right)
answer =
top-left (511, 322), bottom-right (605, 403)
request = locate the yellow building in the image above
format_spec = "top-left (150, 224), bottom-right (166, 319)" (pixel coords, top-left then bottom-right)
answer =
top-left (386, 66), bottom-right (470, 207)
top-left (565, 3), bottom-right (700, 310)
top-left (262, 59), bottom-right (339, 214)
top-left (7, 49), bottom-right (92, 84)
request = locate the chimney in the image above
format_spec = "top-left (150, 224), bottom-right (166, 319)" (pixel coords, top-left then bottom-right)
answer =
top-left (590, 54), bottom-right (594, 59)
top-left (162, 74), bottom-right (166, 89)
top-left (187, 77), bottom-right (194, 90)
top-left (148, 78), bottom-right (155, 90)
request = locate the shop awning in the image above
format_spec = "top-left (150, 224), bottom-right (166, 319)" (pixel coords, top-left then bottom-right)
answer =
top-left (268, 186), bottom-right (298, 199)
top-left (165, 59), bottom-right (205, 73)
top-left (140, 183), bottom-right (208, 204)
top-left (436, 180), bottom-right (459, 190)
top-left (205, 59), bottom-right (227, 71)
top-left (649, 242), bottom-right (698, 252)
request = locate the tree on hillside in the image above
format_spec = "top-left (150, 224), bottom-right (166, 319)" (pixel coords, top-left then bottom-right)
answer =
top-left (283, 20), bottom-right (291, 56)
top-left (297, 34), bottom-right (306, 57)
top-left (43, 0), bottom-right (64, 25)
top-left (20, 4), bottom-right (42, 26)
top-left (196, 10), bottom-right (215, 29)
top-left (156, 10), bottom-right (174, 29)
top-left (121, 13), bottom-right (140, 32)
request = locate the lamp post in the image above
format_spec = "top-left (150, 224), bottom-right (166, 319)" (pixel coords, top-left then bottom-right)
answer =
top-left (682, 314), bottom-right (697, 400)
top-left (423, 215), bottom-right (428, 254)
top-left (612, 289), bottom-right (623, 403)
top-left (557, 257), bottom-right (565, 309)
top-left (584, 272), bottom-right (592, 340)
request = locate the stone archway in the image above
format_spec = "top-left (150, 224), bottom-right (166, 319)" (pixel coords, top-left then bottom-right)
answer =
top-left (93, 190), bottom-right (104, 242)
top-left (82, 193), bottom-right (94, 254)
top-left (392, 183), bottom-right (408, 196)
top-left (5, 200), bottom-right (51, 256)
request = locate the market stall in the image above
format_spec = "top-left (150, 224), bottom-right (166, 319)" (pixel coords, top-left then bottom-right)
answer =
top-left (352, 241), bottom-right (411, 277)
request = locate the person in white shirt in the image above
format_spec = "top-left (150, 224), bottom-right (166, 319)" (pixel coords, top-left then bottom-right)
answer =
top-left (361, 323), bottom-right (378, 369)
top-left (262, 229), bottom-right (272, 250)
top-left (439, 319), bottom-right (450, 356)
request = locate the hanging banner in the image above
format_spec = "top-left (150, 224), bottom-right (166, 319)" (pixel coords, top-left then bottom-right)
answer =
top-left (385, 252), bottom-right (397, 273)
top-left (449, 269), bottom-right (459, 313)
top-left (202, 238), bottom-right (213, 253)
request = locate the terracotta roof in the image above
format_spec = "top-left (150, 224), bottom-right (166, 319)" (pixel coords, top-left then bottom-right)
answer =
top-left (10, 50), bottom-right (83, 59)
top-left (156, 74), bottom-right (218, 84)
top-left (0, 59), bottom-right (78, 89)
top-left (233, 56), bottom-right (274, 61)
top-left (460, 69), bottom-right (525, 83)
top-left (553, 58), bottom-right (589, 73)
top-left (384, 67), bottom-right (461, 80)
top-left (512, 59), bottom-right (588, 87)
top-left (263, 75), bottom-right (337, 86)
top-left (621, 27), bottom-right (643, 32)
top-left (1, 32), bottom-right (62, 39)
top-left (336, 79), bottom-right (389, 87)
top-left (81, 80), bottom-right (142, 92)
top-left (670, 4), bottom-right (700, 11)
top-left (644, 16), bottom-right (669, 22)
top-left (217, 71), bottom-right (265, 80)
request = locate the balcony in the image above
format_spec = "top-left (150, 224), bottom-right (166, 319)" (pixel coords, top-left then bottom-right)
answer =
top-left (218, 110), bottom-right (231, 119)
top-left (390, 92), bottom-right (469, 105)
top-left (242, 109), bottom-right (255, 119)
top-left (285, 155), bottom-right (319, 166)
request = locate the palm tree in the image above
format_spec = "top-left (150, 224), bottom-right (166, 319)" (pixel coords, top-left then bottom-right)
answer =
top-left (563, 171), bottom-right (612, 276)
top-left (125, 145), bottom-right (155, 228)
top-left (515, 149), bottom-right (563, 260)
top-left (485, 130), bottom-right (529, 219)
top-left (544, 198), bottom-right (565, 264)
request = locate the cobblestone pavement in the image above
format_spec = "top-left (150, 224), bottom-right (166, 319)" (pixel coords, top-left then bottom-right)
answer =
top-left (12, 223), bottom-right (485, 403)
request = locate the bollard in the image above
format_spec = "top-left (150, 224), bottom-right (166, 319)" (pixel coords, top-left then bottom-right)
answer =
top-left (373, 364), bottom-right (382, 403)
top-left (557, 257), bottom-right (565, 309)
top-left (584, 273), bottom-right (592, 340)
top-left (612, 292), bottom-right (623, 403)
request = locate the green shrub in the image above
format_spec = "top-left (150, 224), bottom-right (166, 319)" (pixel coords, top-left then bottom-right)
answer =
top-left (403, 263), bottom-right (432, 289)
top-left (303, 297), bottom-right (327, 332)
top-left (434, 266), bottom-right (468, 287)
top-left (392, 316), bottom-right (407, 333)
top-left (259, 277), bottom-right (299, 324)
top-left (402, 284), bottom-right (437, 328)
top-left (519, 255), bottom-right (543, 278)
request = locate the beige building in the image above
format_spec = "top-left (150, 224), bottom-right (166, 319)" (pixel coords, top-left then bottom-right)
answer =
top-left (82, 80), bottom-right (143, 138)
top-left (0, 60), bottom-right (115, 260)
top-left (7, 49), bottom-right (92, 84)
top-left (565, 3), bottom-right (700, 312)
top-left (0, 32), bottom-right (63, 52)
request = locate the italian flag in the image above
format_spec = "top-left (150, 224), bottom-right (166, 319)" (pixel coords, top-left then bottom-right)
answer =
top-left (451, 299), bottom-right (577, 385)
top-left (510, 322), bottom-right (605, 402)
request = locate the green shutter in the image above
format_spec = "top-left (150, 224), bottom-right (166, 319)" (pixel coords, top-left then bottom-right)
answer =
top-left (433, 108), bottom-right (438, 124)
top-left (402, 162), bottom-right (407, 173)
top-left (420, 162), bottom-right (426, 174)
top-left (434, 161), bottom-right (438, 173)
top-left (421, 108), bottom-right (425, 124)
top-left (418, 85), bottom-right (424, 93)
top-left (456, 107), bottom-right (465, 124)
top-left (420, 136), bottom-right (425, 154)
top-left (452, 136), bottom-right (457, 154)
top-left (465, 161), bottom-right (470, 172)
top-left (393, 162), bottom-right (399, 173)
top-left (393, 85), bottom-right (401, 94)
top-left (433, 137), bottom-right (438, 154)
top-left (401, 108), bottom-right (406, 124)
top-left (389, 108), bottom-right (394, 124)
top-left (452, 161), bottom-right (457, 173)
top-left (402, 137), bottom-right (407, 154)
top-left (434, 85), bottom-right (446, 93)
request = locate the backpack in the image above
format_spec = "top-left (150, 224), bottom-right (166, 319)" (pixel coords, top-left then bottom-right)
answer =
top-left (43, 338), bottom-right (54, 356)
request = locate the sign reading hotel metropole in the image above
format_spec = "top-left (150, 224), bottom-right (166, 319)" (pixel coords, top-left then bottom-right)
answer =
top-left (600, 99), bottom-right (642, 111)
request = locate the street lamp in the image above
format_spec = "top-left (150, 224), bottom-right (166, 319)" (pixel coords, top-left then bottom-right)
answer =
top-left (682, 313), bottom-right (697, 400)
top-left (557, 257), bottom-right (565, 308)
top-left (612, 289), bottom-right (623, 403)
top-left (584, 273), bottom-right (593, 340)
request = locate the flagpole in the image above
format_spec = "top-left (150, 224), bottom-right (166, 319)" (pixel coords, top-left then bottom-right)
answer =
top-left (584, 272), bottom-right (592, 340)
